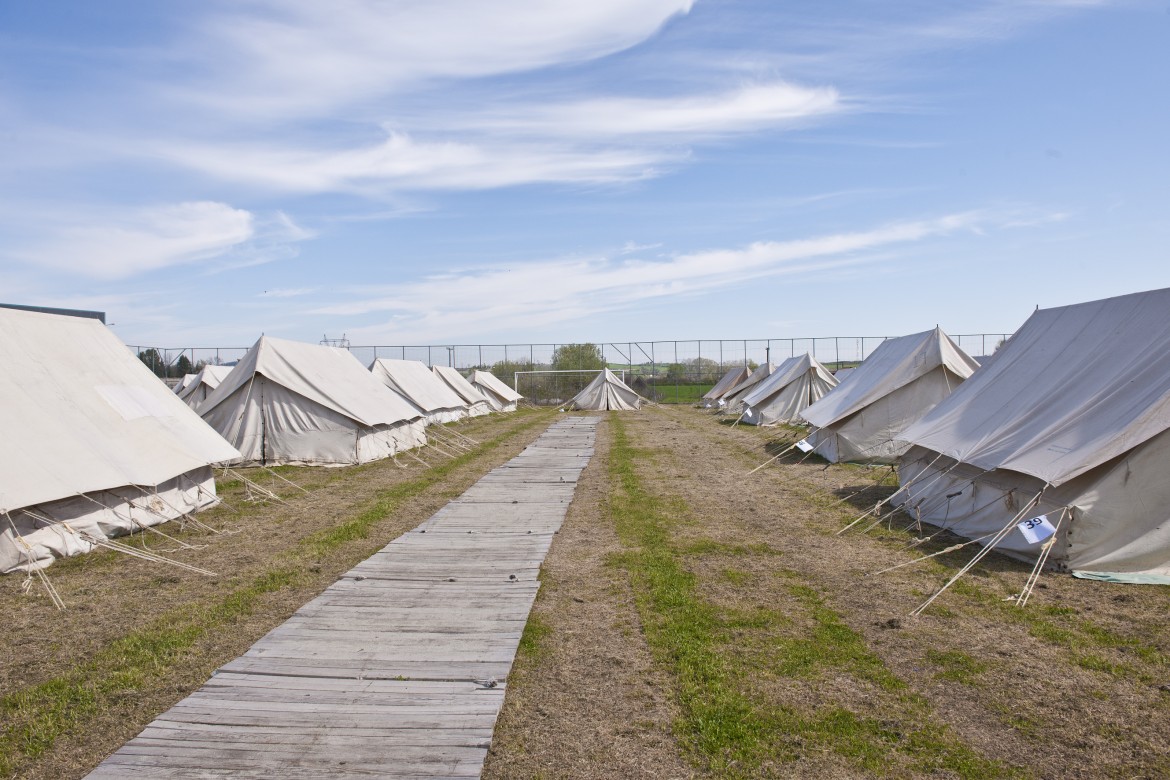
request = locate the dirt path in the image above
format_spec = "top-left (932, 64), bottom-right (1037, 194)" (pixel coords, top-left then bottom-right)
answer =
top-left (485, 413), bottom-right (695, 779)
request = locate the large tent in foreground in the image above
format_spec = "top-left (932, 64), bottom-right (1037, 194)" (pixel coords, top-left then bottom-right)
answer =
top-left (0, 308), bottom-right (240, 573)
top-left (200, 337), bottom-right (426, 466)
top-left (801, 327), bottom-right (979, 463)
top-left (738, 354), bottom-right (838, 426)
top-left (701, 366), bottom-right (751, 408)
top-left (175, 364), bottom-right (234, 410)
top-left (895, 288), bottom-right (1170, 582)
top-left (469, 370), bottom-right (523, 412)
top-left (370, 358), bottom-right (468, 425)
top-left (432, 365), bottom-right (493, 418)
top-left (564, 368), bottom-right (647, 411)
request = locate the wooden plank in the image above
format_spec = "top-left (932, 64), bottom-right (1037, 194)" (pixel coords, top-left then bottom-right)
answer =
top-left (88, 417), bottom-right (596, 779)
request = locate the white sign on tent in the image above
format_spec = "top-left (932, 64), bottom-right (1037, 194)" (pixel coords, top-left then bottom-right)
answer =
top-left (1018, 514), bottom-right (1057, 545)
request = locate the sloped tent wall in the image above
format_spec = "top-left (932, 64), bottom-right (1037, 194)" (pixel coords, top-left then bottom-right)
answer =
top-left (370, 358), bottom-right (468, 425)
top-left (175, 364), bottom-right (234, 410)
top-left (738, 354), bottom-right (838, 426)
top-left (200, 337), bottom-right (426, 466)
top-left (564, 368), bottom-right (646, 411)
top-left (720, 362), bottom-right (777, 414)
top-left (469, 370), bottom-right (523, 413)
top-left (432, 365), bottom-right (493, 417)
top-left (894, 288), bottom-right (1170, 582)
top-left (0, 309), bottom-right (241, 574)
top-left (801, 327), bottom-right (979, 463)
top-left (701, 367), bottom-right (751, 408)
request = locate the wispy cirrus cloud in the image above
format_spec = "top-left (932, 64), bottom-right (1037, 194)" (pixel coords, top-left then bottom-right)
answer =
top-left (185, 0), bottom-right (696, 119)
top-left (315, 209), bottom-right (1020, 343)
top-left (153, 133), bottom-right (673, 194)
top-left (2, 202), bottom-right (312, 280)
top-left (151, 80), bottom-right (840, 194)
top-left (449, 82), bottom-right (841, 139)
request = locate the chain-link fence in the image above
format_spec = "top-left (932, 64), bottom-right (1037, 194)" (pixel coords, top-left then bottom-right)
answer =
top-left (129, 334), bottom-right (1009, 403)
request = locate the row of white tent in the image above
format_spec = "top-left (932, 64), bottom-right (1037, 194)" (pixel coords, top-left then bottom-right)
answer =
top-left (0, 313), bottom-right (526, 574)
top-left (701, 289), bottom-right (1170, 584)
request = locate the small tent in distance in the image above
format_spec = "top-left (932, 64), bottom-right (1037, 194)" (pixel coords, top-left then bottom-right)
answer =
top-left (0, 308), bottom-right (240, 573)
top-left (432, 365), bottom-right (493, 417)
top-left (719, 362), bottom-right (778, 414)
top-left (469, 369), bottom-right (523, 412)
top-left (175, 364), bottom-right (234, 410)
top-left (895, 288), bottom-right (1170, 582)
top-left (738, 354), bottom-right (838, 426)
top-left (701, 366), bottom-right (751, 408)
top-left (564, 368), bottom-right (647, 411)
top-left (370, 358), bottom-right (468, 425)
top-left (200, 337), bottom-right (426, 466)
top-left (801, 327), bottom-right (979, 463)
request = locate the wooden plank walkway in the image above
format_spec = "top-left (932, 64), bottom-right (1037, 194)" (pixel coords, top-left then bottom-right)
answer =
top-left (88, 416), bottom-right (598, 779)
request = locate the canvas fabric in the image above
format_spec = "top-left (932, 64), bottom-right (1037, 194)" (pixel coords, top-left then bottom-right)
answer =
top-left (175, 364), bottom-right (234, 410)
top-left (1, 468), bottom-right (217, 574)
top-left (432, 365), bottom-right (493, 417)
top-left (565, 368), bottom-right (645, 411)
top-left (469, 370), bottom-right (523, 412)
top-left (200, 337), bottom-right (426, 466)
top-left (0, 308), bottom-right (239, 573)
top-left (370, 358), bottom-right (469, 425)
top-left (895, 288), bottom-right (1170, 580)
top-left (801, 328), bottom-right (979, 463)
top-left (720, 362), bottom-right (777, 412)
top-left (701, 367), bottom-right (751, 407)
top-left (738, 354), bottom-right (838, 426)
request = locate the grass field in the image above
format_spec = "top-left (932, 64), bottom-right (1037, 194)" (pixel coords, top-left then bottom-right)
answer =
top-left (4, 405), bottom-right (1170, 779)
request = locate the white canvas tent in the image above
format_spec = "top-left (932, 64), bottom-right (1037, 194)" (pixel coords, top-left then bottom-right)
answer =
top-left (469, 370), bottom-right (523, 412)
top-left (432, 365), bottom-right (493, 418)
top-left (894, 288), bottom-right (1170, 582)
top-left (701, 367), bottom-right (751, 408)
top-left (175, 364), bottom-right (234, 410)
top-left (0, 308), bottom-right (240, 574)
top-left (564, 368), bottom-right (646, 411)
top-left (801, 328), bottom-right (979, 463)
top-left (720, 362), bottom-right (777, 414)
top-left (200, 337), bottom-right (426, 466)
top-left (370, 358), bottom-right (468, 425)
top-left (738, 354), bottom-right (838, 426)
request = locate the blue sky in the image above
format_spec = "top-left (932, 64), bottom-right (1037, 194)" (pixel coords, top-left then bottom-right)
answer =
top-left (1, 1), bottom-right (1167, 350)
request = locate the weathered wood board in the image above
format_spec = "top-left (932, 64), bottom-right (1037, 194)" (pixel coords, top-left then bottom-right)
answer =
top-left (87, 416), bottom-right (598, 779)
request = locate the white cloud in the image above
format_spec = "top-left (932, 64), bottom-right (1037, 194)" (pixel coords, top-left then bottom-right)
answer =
top-left (316, 210), bottom-right (1000, 342)
top-left (152, 80), bottom-right (839, 194)
top-left (156, 132), bottom-right (674, 194)
top-left (2, 202), bottom-right (316, 280)
top-left (190, 0), bottom-right (695, 118)
top-left (8, 202), bottom-right (254, 279)
top-left (462, 82), bottom-right (840, 138)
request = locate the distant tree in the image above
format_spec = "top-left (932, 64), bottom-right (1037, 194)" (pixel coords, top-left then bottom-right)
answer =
top-left (489, 358), bottom-right (536, 383)
top-left (666, 363), bottom-right (687, 382)
top-left (747, 360), bottom-right (759, 371)
top-left (686, 356), bottom-right (722, 383)
top-left (172, 354), bottom-right (194, 378)
top-left (551, 343), bottom-right (606, 371)
top-left (137, 348), bottom-right (166, 378)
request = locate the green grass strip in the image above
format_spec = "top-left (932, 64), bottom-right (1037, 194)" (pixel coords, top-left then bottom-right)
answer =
top-left (605, 415), bottom-right (1020, 779)
top-left (0, 409), bottom-right (556, 776)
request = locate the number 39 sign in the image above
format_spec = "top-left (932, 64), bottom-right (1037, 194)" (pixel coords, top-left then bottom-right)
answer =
top-left (1017, 514), bottom-right (1057, 544)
